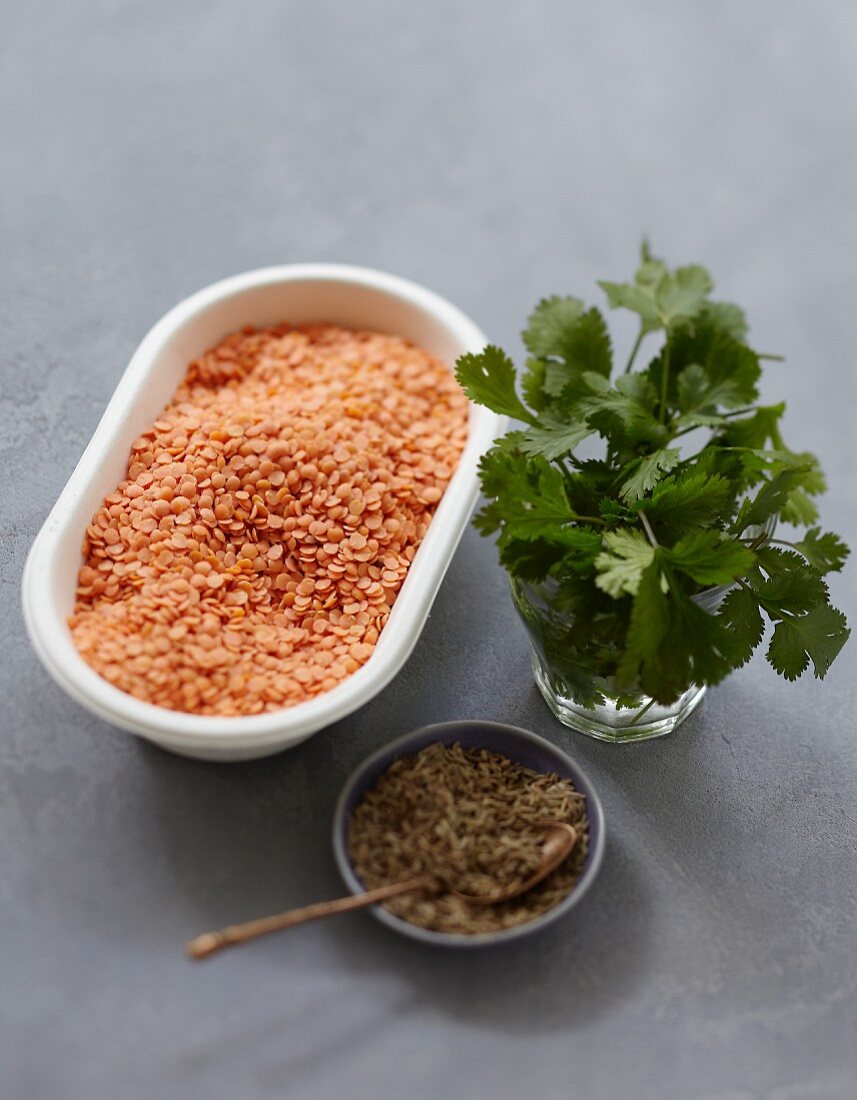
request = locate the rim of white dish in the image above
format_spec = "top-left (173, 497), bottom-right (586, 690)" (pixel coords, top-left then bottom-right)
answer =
top-left (21, 264), bottom-right (495, 749)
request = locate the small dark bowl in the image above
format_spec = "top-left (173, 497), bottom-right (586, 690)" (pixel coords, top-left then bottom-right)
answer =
top-left (331, 720), bottom-right (606, 947)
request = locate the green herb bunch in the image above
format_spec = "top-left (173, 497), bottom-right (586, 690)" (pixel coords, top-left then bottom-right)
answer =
top-left (455, 245), bottom-right (850, 705)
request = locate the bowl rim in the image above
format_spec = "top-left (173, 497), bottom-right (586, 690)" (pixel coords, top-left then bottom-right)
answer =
top-left (21, 264), bottom-right (501, 754)
top-left (331, 720), bottom-right (606, 947)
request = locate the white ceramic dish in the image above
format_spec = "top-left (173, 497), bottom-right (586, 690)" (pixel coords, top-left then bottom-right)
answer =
top-left (22, 265), bottom-right (501, 761)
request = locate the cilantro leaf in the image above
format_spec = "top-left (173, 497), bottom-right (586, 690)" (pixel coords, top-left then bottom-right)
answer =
top-left (792, 528), bottom-right (850, 574)
top-left (636, 241), bottom-right (669, 289)
top-left (476, 448), bottom-right (577, 542)
top-left (636, 468), bottom-right (733, 533)
top-left (618, 447), bottom-right (681, 504)
top-left (669, 326), bottom-right (761, 412)
top-left (521, 357), bottom-right (550, 413)
top-left (599, 252), bottom-right (714, 334)
top-left (599, 278), bottom-right (663, 332)
top-left (618, 558), bottom-right (671, 688)
top-left (522, 300), bottom-right (613, 412)
top-left (499, 539), bottom-right (559, 581)
top-left (455, 346), bottom-right (533, 422)
top-left (751, 549), bottom-right (829, 617)
top-left (575, 371), bottom-right (668, 447)
top-left (594, 529), bottom-right (655, 597)
top-left (600, 497), bottom-right (634, 524)
top-left (665, 531), bottom-right (756, 586)
top-left (673, 412), bottom-right (728, 433)
top-left (781, 486), bottom-right (824, 527)
top-left (619, 556), bottom-right (747, 699)
top-left (658, 265), bottom-right (715, 327)
top-left (718, 585), bottom-right (765, 666)
top-left (676, 364), bottom-right (712, 411)
top-left (697, 301), bottom-right (748, 341)
top-left (767, 604), bottom-right (850, 680)
top-left (500, 528), bottom-right (601, 582)
top-left (716, 404), bottom-right (785, 450)
top-left (522, 296), bottom-right (584, 358)
top-left (543, 310), bottom-right (614, 399)
top-left (754, 546), bottom-right (811, 577)
top-left (736, 448), bottom-right (820, 479)
top-left (518, 418), bottom-right (593, 461)
top-left (731, 466), bottom-right (813, 533)
top-left (668, 589), bottom-right (750, 687)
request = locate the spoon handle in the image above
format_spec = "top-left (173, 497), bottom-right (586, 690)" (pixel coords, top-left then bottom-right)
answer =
top-left (186, 876), bottom-right (430, 960)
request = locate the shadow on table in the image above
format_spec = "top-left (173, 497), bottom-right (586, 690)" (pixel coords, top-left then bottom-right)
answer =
top-left (86, 645), bottom-right (758, 1046)
top-left (112, 713), bottom-right (653, 1038)
top-left (122, 721), bottom-right (378, 933)
top-left (531, 674), bottom-right (780, 947)
top-left (324, 827), bottom-right (651, 1036)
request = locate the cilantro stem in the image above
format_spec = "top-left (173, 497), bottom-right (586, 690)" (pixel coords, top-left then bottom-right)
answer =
top-left (747, 531), bottom-right (770, 552)
top-left (637, 509), bottom-right (659, 548)
top-left (757, 353), bottom-right (785, 362)
top-left (669, 406), bottom-right (760, 440)
top-left (570, 514), bottom-right (607, 527)
top-left (628, 696), bottom-right (657, 726)
top-left (659, 341), bottom-right (671, 423)
top-left (623, 328), bottom-right (645, 374)
top-left (739, 536), bottom-right (799, 552)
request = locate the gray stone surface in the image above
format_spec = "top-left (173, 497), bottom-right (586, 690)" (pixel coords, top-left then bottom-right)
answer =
top-left (2, 2), bottom-right (856, 1097)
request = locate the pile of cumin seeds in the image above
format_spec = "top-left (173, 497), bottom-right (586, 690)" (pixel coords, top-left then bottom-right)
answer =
top-left (347, 741), bottom-right (589, 934)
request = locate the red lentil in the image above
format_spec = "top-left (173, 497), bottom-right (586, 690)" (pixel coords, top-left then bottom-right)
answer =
top-left (70, 324), bottom-right (468, 716)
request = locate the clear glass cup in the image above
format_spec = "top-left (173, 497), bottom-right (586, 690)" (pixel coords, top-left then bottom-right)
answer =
top-left (510, 576), bottom-right (729, 743)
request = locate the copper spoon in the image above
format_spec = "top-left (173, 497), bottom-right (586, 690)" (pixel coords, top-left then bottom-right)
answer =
top-left (187, 822), bottom-right (577, 960)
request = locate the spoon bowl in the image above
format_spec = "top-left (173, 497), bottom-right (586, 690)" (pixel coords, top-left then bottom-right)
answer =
top-left (451, 822), bottom-right (578, 906)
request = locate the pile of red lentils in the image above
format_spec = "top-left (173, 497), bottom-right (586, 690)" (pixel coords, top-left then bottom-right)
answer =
top-left (69, 324), bottom-right (469, 716)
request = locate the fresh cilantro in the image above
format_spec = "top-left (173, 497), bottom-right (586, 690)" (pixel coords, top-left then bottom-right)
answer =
top-left (636, 469), bottom-right (733, 533)
top-left (698, 301), bottom-right (748, 341)
top-left (792, 528), bottom-right (849, 574)
top-left (767, 604), bottom-right (850, 680)
top-left (657, 265), bottom-right (716, 327)
top-left (751, 550), bottom-right (829, 617)
top-left (575, 372), bottom-right (668, 448)
top-left (518, 418), bottom-right (593, 461)
top-left (457, 243), bottom-right (849, 706)
top-left (715, 404), bottom-right (785, 450)
top-left (781, 486), bottom-right (823, 527)
top-left (668, 326), bottom-right (761, 411)
top-left (731, 466), bottom-right (813, 533)
top-left (664, 531), bottom-right (755, 587)
top-left (500, 530), bottom-right (601, 581)
top-left (598, 243), bottom-right (714, 334)
top-left (456, 346), bottom-right (533, 423)
top-left (475, 448), bottom-right (574, 541)
top-left (523, 298), bottom-right (612, 378)
top-left (618, 447), bottom-right (681, 504)
top-left (718, 585), bottom-right (765, 666)
top-left (522, 296), bottom-right (585, 357)
top-left (594, 530), bottom-right (655, 597)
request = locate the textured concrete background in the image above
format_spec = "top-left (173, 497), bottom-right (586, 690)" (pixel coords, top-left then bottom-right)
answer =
top-left (2, 2), bottom-right (856, 1098)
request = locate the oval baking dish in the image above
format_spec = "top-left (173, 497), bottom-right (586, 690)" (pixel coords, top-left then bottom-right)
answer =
top-left (22, 265), bottom-right (502, 760)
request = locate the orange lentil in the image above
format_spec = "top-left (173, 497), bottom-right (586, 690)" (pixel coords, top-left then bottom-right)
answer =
top-left (69, 323), bottom-right (468, 716)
